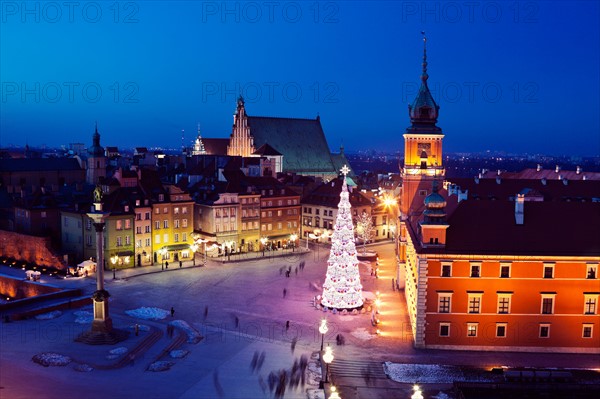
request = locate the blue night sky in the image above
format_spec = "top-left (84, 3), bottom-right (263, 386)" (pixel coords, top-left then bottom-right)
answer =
top-left (1, 1), bottom-right (598, 156)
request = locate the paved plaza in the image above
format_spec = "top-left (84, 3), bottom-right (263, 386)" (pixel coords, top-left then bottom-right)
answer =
top-left (1, 242), bottom-right (599, 399)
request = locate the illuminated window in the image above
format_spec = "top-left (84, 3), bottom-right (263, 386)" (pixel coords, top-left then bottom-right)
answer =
top-left (468, 294), bottom-right (482, 314)
top-left (584, 295), bottom-right (598, 315)
top-left (116, 220), bottom-right (123, 230)
top-left (467, 323), bottom-right (478, 337)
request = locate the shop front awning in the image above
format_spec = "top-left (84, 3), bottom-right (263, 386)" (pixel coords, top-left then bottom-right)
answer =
top-left (163, 244), bottom-right (191, 252)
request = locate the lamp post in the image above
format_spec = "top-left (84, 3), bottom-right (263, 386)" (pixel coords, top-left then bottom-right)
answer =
top-left (260, 237), bottom-right (268, 257)
top-left (110, 255), bottom-right (118, 279)
top-left (323, 346), bottom-right (334, 383)
top-left (319, 319), bottom-right (328, 351)
top-left (290, 233), bottom-right (297, 252)
top-left (159, 248), bottom-right (167, 270)
top-left (411, 384), bottom-right (423, 399)
top-left (190, 244), bottom-right (198, 266)
top-left (329, 386), bottom-right (341, 399)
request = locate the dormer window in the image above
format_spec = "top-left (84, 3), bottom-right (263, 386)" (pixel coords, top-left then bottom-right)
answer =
top-left (158, 194), bottom-right (164, 202)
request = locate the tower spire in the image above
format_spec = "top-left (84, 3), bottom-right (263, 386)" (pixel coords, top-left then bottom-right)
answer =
top-left (421, 31), bottom-right (428, 83)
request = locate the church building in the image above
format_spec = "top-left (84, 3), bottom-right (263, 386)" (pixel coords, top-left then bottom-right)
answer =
top-left (226, 96), bottom-right (348, 180)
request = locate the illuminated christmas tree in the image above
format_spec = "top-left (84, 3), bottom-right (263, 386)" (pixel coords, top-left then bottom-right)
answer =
top-left (321, 165), bottom-right (364, 310)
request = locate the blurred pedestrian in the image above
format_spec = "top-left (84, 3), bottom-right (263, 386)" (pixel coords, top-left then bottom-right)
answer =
top-left (170, 306), bottom-right (175, 317)
top-left (179, 260), bottom-right (182, 268)
top-left (135, 323), bottom-right (139, 336)
top-left (283, 288), bottom-right (287, 298)
top-left (204, 305), bottom-right (208, 320)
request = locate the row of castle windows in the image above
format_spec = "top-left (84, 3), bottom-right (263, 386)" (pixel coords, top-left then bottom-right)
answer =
top-left (437, 292), bottom-right (598, 315)
top-left (440, 263), bottom-right (597, 279)
top-left (438, 322), bottom-right (595, 339)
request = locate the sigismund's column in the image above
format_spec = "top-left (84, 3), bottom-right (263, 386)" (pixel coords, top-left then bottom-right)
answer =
top-left (88, 199), bottom-right (112, 332)
top-left (77, 186), bottom-right (127, 344)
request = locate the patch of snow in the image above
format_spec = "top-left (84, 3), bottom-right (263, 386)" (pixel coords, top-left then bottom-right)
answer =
top-left (306, 361), bottom-right (322, 386)
top-left (32, 353), bottom-right (71, 367)
top-left (170, 320), bottom-right (203, 343)
top-left (73, 363), bottom-right (94, 372)
top-left (74, 310), bottom-right (93, 324)
top-left (307, 388), bottom-right (325, 399)
top-left (148, 361), bottom-right (174, 372)
top-left (125, 307), bottom-right (169, 320)
top-left (432, 392), bottom-right (451, 399)
top-left (170, 349), bottom-right (189, 358)
top-left (109, 347), bottom-right (128, 355)
top-left (351, 327), bottom-right (377, 341)
top-left (35, 310), bottom-right (62, 320)
top-left (384, 362), bottom-right (465, 383)
top-left (106, 354), bottom-right (119, 360)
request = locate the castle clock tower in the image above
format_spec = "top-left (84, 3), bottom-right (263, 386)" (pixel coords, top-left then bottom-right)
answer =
top-left (400, 34), bottom-right (445, 217)
top-left (398, 34), bottom-right (445, 266)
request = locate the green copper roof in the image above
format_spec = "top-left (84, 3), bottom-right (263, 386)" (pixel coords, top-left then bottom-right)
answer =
top-left (247, 116), bottom-right (336, 174)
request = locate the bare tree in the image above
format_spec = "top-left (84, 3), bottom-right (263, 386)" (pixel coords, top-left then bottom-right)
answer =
top-left (355, 211), bottom-right (374, 254)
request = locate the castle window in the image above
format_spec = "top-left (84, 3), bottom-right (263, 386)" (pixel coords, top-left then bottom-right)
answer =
top-left (497, 294), bottom-right (512, 314)
top-left (541, 294), bottom-right (555, 314)
top-left (543, 264), bottom-right (554, 278)
top-left (441, 264), bottom-right (451, 277)
top-left (439, 323), bottom-right (450, 337)
top-left (584, 295), bottom-right (597, 315)
top-left (587, 265), bottom-right (597, 279)
top-left (539, 324), bottom-right (550, 338)
top-left (438, 292), bottom-right (452, 313)
top-left (500, 265), bottom-right (510, 278)
top-left (467, 323), bottom-right (478, 337)
top-left (583, 324), bottom-right (593, 338)
top-left (467, 293), bottom-right (482, 314)
top-left (470, 264), bottom-right (480, 278)
top-left (496, 323), bottom-right (507, 338)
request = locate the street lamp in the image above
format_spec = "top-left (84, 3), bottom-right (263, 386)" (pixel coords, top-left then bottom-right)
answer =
top-left (322, 346), bottom-right (334, 383)
top-left (329, 386), bottom-right (341, 399)
top-left (411, 384), bottom-right (423, 399)
top-left (319, 319), bottom-right (328, 351)
top-left (190, 243), bottom-right (198, 266)
top-left (260, 237), bottom-right (268, 257)
top-left (290, 234), bottom-right (297, 252)
top-left (159, 247), bottom-right (167, 270)
top-left (110, 255), bottom-right (118, 279)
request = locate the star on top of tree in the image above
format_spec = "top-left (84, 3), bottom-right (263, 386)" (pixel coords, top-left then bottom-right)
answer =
top-left (340, 165), bottom-right (350, 176)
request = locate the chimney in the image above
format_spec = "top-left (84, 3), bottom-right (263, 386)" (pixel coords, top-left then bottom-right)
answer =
top-left (537, 164), bottom-right (542, 172)
top-left (555, 165), bottom-right (560, 173)
top-left (576, 166), bottom-right (582, 174)
top-left (515, 194), bottom-right (525, 225)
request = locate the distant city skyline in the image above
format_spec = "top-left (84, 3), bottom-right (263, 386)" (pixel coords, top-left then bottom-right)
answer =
top-left (1, 1), bottom-right (598, 156)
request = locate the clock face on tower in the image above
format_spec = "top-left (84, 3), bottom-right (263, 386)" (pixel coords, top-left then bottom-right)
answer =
top-left (417, 142), bottom-right (431, 155)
